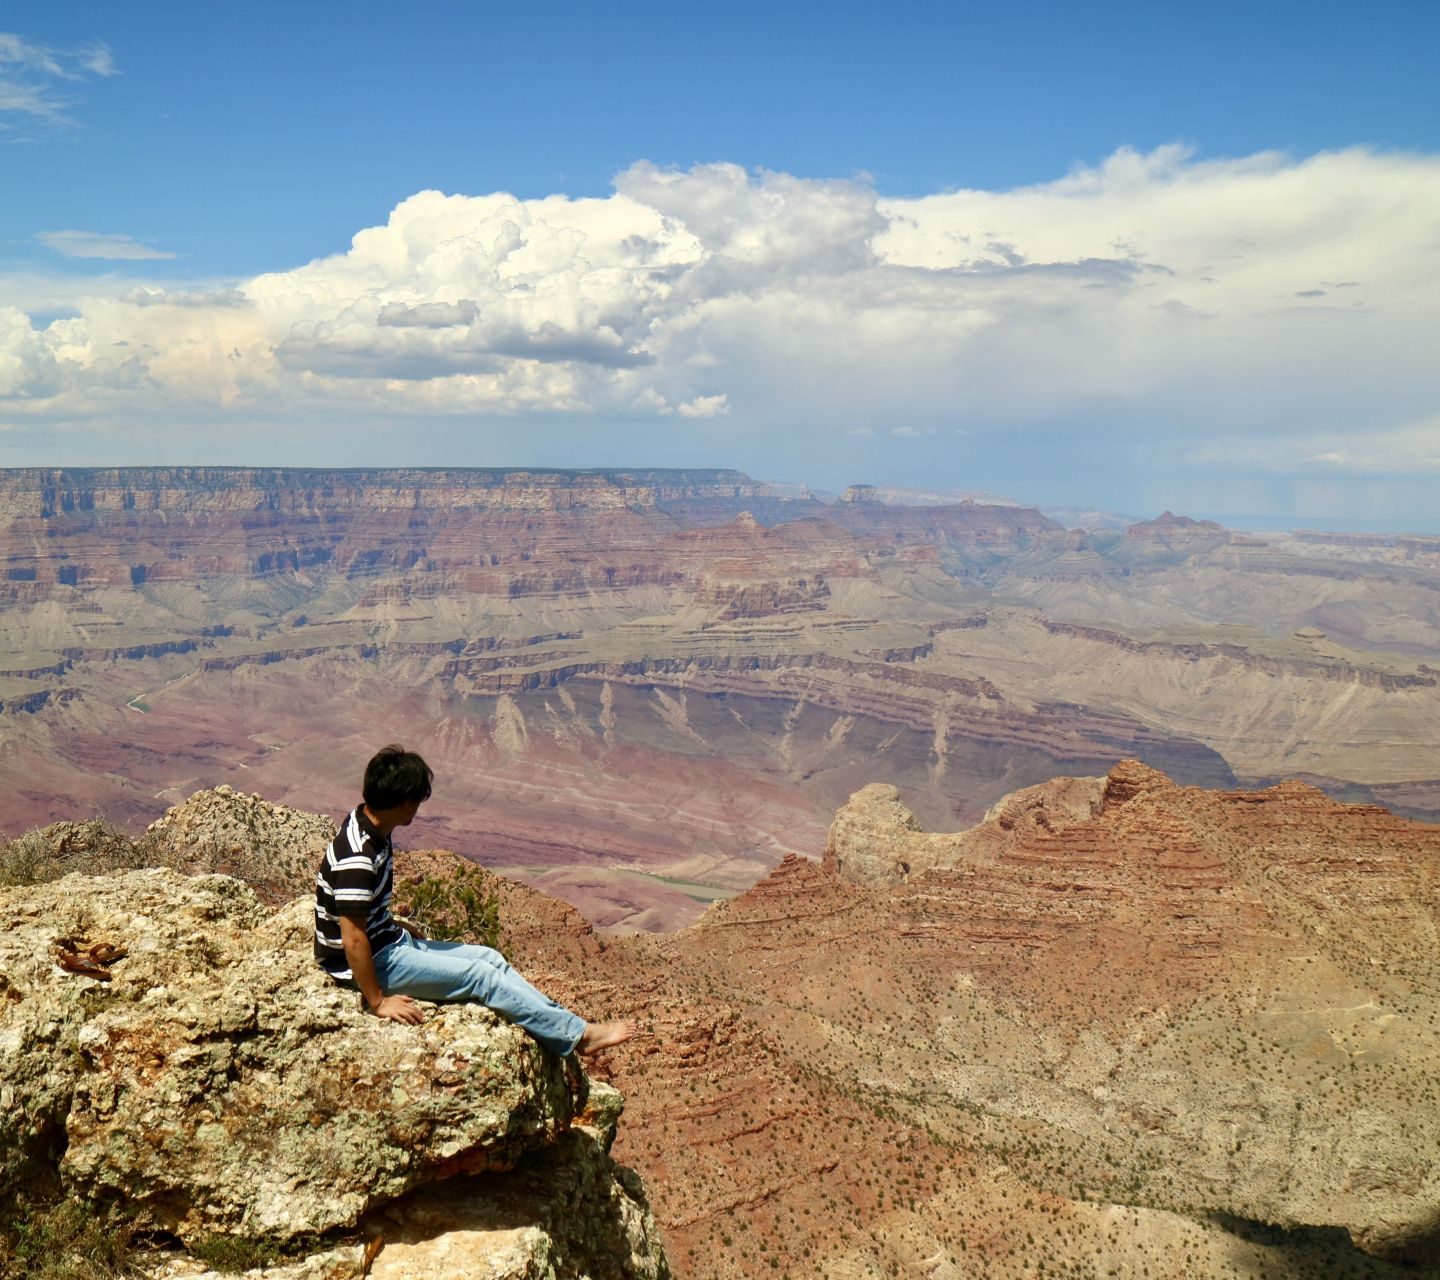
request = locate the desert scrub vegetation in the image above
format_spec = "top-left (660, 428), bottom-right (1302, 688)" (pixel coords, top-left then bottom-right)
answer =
top-left (0, 1193), bottom-right (138, 1280)
top-left (0, 1195), bottom-right (321, 1280)
top-left (0, 820), bottom-right (300, 902)
top-left (0, 821), bottom-right (146, 888)
top-left (396, 861), bottom-right (505, 948)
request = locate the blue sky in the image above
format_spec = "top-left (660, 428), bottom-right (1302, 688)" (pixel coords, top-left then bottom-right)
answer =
top-left (3, 2), bottom-right (1439, 527)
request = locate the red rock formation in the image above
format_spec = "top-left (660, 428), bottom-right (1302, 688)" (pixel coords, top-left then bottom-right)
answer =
top-left (482, 761), bottom-right (1440, 1273)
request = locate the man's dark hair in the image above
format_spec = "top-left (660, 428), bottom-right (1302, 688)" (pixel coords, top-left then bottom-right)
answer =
top-left (363, 744), bottom-right (433, 810)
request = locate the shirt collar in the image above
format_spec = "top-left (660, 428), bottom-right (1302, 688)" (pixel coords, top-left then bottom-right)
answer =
top-left (354, 806), bottom-right (390, 846)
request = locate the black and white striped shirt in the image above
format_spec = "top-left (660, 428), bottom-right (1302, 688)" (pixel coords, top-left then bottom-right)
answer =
top-left (314, 807), bottom-right (406, 979)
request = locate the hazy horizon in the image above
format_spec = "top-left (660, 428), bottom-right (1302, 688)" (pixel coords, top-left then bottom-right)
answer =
top-left (3, 3), bottom-right (1438, 526)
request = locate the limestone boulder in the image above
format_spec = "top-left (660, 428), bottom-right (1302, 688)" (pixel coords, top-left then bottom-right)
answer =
top-left (0, 868), bottom-right (580, 1241)
top-left (144, 785), bottom-right (339, 900)
top-left (145, 1086), bottom-right (670, 1280)
top-left (823, 782), bottom-right (931, 885)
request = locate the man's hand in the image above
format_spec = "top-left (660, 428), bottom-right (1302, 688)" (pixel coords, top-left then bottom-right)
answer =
top-left (372, 993), bottom-right (425, 1025)
top-left (340, 916), bottom-right (423, 1025)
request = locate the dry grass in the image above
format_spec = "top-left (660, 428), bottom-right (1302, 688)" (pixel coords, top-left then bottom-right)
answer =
top-left (0, 820), bottom-right (300, 902)
top-left (0, 1195), bottom-right (138, 1280)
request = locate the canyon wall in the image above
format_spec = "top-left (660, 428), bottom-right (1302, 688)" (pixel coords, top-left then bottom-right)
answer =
top-left (1, 465), bottom-right (1437, 933)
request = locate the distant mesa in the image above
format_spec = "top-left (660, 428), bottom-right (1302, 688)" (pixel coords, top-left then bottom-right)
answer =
top-left (1126, 510), bottom-right (1226, 536)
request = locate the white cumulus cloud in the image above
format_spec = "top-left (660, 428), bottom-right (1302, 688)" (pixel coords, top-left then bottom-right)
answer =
top-left (1, 146), bottom-right (1437, 494)
top-left (675, 393), bottom-right (729, 419)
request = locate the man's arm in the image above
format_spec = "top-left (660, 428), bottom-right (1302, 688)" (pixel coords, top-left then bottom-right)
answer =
top-left (339, 916), bottom-right (424, 1025)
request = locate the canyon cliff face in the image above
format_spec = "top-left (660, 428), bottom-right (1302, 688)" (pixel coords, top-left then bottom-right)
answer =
top-left (1, 465), bottom-right (1437, 933)
top-left (580, 763), bottom-right (1440, 1277)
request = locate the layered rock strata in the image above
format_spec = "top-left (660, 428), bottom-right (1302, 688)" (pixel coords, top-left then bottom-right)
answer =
top-left (678, 763), bottom-right (1440, 1264)
top-left (3, 465), bottom-right (1439, 939)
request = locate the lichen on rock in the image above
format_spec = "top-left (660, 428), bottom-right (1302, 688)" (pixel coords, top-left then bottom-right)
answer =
top-left (0, 867), bottom-right (669, 1278)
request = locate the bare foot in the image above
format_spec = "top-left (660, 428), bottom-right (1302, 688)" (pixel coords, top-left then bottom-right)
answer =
top-left (576, 1018), bottom-right (640, 1055)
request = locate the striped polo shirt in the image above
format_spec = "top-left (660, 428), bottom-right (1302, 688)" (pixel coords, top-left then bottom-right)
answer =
top-left (314, 807), bottom-right (407, 979)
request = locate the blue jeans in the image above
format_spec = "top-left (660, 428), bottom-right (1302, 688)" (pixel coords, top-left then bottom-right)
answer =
top-left (372, 932), bottom-right (587, 1057)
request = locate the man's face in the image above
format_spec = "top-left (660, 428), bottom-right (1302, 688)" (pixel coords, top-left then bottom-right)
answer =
top-left (395, 798), bottom-right (424, 826)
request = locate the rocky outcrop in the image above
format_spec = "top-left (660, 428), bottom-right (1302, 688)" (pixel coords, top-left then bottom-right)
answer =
top-left (1099, 756), bottom-right (1171, 808)
top-left (823, 782), bottom-right (929, 884)
top-left (824, 772), bottom-right (1115, 885)
top-left (142, 785), bottom-right (338, 900)
top-left (0, 868), bottom-right (668, 1277)
top-left (793, 763), bottom-right (1440, 1265)
top-left (825, 496), bottom-right (1065, 556)
top-left (1125, 511), bottom-right (1225, 537)
top-left (694, 575), bottom-right (832, 620)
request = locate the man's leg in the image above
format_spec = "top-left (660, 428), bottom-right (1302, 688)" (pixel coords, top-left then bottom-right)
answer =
top-left (373, 935), bottom-right (587, 1056)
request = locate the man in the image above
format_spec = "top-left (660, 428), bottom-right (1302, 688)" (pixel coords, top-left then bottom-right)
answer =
top-left (314, 744), bottom-right (637, 1056)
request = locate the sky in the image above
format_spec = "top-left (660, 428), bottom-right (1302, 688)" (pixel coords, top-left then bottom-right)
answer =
top-left (2, 1), bottom-right (1439, 528)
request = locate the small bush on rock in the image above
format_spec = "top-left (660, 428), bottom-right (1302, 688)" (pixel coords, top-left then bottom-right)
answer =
top-left (0, 1194), bottom-right (137, 1280)
top-left (397, 862), bottom-right (505, 948)
top-left (0, 822), bottom-right (142, 888)
top-left (186, 1234), bottom-right (283, 1273)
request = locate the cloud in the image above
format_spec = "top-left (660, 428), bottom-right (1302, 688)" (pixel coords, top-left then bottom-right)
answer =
top-left (675, 393), bottom-right (729, 418)
top-left (0, 32), bottom-right (115, 132)
top-left (79, 45), bottom-right (117, 78)
top-left (120, 287), bottom-right (248, 308)
top-left (1185, 417), bottom-right (1440, 476)
top-left (1, 146), bottom-right (1438, 504)
top-left (0, 33), bottom-right (65, 79)
top-left (39, 231), bottom-right (175, 261)
top-left (377, 300), bottom-right (479, 328)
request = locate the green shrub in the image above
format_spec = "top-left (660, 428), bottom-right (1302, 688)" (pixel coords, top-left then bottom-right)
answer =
top-left (0, 1195), bottom-right (137, 1280)
top-left (186, 1234), bottom-right (282, 1273)
top-left (398, 862), bottom-right (505, 948)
